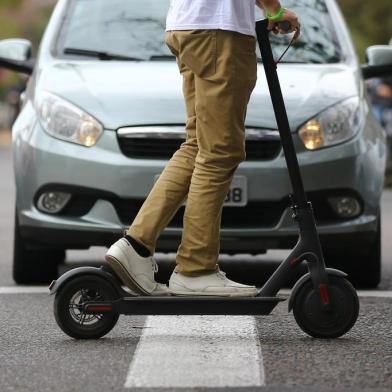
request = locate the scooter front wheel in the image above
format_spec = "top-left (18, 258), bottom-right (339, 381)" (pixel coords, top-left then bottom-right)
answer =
top-left (292, 275), bottom-right (359, 339)
top-left (54, 275), bottom-right (119, 339)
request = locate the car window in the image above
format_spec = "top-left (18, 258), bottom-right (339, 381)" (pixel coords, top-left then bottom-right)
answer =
top-left (58, 0), bottom-right (173, 60)
top-left (258, 0), bottom-right (342, 63)
top-left (57, 0), bottom-right (342, 64)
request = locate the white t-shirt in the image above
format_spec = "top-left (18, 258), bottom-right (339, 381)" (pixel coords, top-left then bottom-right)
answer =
top-left (166, 0), bottom-right (257, 37)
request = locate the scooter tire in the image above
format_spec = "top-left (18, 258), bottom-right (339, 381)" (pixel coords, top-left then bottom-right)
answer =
top-left (54, 275), bottom-right (120, 339)
top-left (292, 275), bottom-right (359, 339)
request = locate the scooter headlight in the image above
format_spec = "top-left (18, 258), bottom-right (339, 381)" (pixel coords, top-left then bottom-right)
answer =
top-left (36, 91), bottom-right (103, 147)
top-left (299, 97), bottom-right (362, 150)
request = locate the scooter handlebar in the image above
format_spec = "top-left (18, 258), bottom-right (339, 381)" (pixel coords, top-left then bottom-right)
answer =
top-left (276, 21), bottom-right (292, 32)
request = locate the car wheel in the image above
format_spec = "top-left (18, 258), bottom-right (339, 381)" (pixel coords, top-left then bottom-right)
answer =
top-left (323, 209), bottom-right (381, 289)
top-left (13, 207), bottom-right (66, 284)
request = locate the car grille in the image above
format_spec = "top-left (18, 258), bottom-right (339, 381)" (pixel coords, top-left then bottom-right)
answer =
top-left (111, 198), bottom-right (288, 228)
top-left (117, 137), bottom-right (281, 160)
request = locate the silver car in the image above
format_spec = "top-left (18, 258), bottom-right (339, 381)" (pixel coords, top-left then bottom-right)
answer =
top-left (1, 0), bottom-right (391, 287)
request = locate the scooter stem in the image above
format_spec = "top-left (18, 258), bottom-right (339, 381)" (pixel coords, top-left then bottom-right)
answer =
top-left (255, 19), bottom-right (307, 209)
top-left (255, 19), bottom-right (329, 298)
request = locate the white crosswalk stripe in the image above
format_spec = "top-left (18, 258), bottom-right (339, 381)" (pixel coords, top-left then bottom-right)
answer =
top-left (0, 286), bottom-right (49, 294)
top-left (124, 315), bottom-right (265, 388)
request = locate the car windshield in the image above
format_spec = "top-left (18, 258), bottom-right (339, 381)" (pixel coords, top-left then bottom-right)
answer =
top-left (57, 0), bottom-right (342, 64)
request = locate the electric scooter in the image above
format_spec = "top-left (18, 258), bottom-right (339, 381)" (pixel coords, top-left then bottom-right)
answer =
top-left (49, 19), bottom-right (359, 340)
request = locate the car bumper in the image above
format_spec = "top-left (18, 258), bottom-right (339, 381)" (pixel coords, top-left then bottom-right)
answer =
top-left (19, 204), bottom-right (378, 253)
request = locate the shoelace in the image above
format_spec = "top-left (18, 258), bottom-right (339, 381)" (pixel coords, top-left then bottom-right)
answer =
top-left (123, 237), bottom-right (159, 272)
top-left (216, 270), bottom-right (228, 281)
top-left (151, 257), bottom-right (159, 273)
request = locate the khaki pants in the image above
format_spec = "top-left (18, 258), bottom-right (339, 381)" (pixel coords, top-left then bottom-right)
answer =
top-left (126, 29), bottom-right (257, 275)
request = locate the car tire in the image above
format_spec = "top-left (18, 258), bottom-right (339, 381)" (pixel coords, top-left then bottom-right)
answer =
top-left (323, 209), bottom-right (381, 289)
top-left (13, 207), bottom-right (66, 284)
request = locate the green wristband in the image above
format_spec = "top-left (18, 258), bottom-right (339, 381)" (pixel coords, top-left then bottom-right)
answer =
top-left (266, 6), bottom-right (285, 22)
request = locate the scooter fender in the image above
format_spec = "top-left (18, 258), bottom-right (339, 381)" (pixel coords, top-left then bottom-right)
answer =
top-left (288, 268), bottom-right (348, 312)
top-left (48, 266), bottom-right (125, 297)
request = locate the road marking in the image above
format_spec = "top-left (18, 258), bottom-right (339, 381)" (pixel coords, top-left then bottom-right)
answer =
top-left (0, 286), bottom-right (49, 294)
top-left (1, 286), bottom-right (392, 298)
top-left (356, 290), bottom-right (392, 298)
top-left (279, 289), bottom-right (392, 298)
top-left (124, 315), bottom-right (265, 388)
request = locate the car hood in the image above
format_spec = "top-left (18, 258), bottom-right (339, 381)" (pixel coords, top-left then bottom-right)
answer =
top-left (35, 60), bottom-right (360, 131)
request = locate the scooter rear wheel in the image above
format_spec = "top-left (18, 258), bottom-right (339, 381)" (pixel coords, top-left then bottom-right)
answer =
top-left (54, 275), bottom-right (119, 339)
top-left (292, 276), bottom-right (359, 339)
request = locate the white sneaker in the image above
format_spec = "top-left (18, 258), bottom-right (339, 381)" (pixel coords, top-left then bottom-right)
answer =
top-left (105, 237), bottom-right (169, 296)
top-left (169, 269), bottom-right (258, 297)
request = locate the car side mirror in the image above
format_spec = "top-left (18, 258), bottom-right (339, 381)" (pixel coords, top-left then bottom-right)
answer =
top-left (362, 45), bottom-right (392, 79)
top-left (0, 39), bottom-right (34, 75)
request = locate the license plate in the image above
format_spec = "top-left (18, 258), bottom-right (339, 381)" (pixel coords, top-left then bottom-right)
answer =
top-left (224, 175), bottom-right (248, 206)
top-left (153, 175), bottom-right (248, 207)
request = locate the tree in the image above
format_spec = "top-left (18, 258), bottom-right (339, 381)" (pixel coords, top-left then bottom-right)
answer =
top-left (0, 0), bottom-right (23, 8)
top-left (338, 0), bottom-right (392, 60)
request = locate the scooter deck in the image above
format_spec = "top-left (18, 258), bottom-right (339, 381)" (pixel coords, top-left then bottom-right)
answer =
top-left (84, 295), bottom-right (286, 316)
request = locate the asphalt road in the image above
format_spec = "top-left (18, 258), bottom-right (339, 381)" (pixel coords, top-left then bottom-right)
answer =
top-left (1, 140), bottom-right (392, 391)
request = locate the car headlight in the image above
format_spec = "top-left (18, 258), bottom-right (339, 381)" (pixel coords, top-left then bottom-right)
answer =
top-left (299, 97), bottom-right (362, 150)
top-left (35, 91), bottom-right (103, 147)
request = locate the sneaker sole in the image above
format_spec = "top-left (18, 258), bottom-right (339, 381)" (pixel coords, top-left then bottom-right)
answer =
top-left (105, 254), bottom-right (150, 296)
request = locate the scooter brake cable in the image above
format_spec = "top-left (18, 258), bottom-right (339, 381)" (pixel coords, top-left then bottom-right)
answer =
top-left (275, 27), bottom-right (299, 65)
